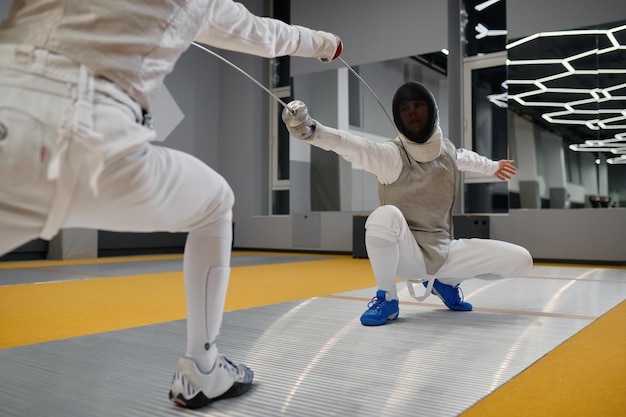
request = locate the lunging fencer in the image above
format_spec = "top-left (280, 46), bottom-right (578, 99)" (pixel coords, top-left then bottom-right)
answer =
top-left (282, 81), bottom-right (533, 326)
top-left (0, 0), bottom-right (342, 409)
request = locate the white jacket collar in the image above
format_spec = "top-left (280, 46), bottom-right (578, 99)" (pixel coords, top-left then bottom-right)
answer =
top-left (399, 125), bottom-right (443, 162)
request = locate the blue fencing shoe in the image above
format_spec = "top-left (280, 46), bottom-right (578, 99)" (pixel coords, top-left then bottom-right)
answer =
top-left (360, 290), bottom-right (399, 326)
top-left (423, 280), bottom-right (473, 311)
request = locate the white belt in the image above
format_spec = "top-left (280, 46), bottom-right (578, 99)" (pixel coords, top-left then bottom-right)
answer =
top-left (0, 44), bottom-right (114, 239)
top-left (0, 44), bottom-right (149, 240)
top-left (40, 65), bottom-right (104, 240)
top-left (48, 65), bottom-right (104, 195)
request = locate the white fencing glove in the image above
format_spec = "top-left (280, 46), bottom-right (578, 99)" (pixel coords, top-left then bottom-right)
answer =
top-left (313, 32), bottom-right (343, 63)
top-left (295, 27), bottom-right (343, 63)
top-left (282, 100), bottom-right (317, 140)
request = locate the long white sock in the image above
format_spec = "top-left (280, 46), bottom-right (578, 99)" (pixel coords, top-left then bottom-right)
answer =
top-left (365, 235), bottom-right (399, 300)
top-left (183, 212), bottom-right (232, 373)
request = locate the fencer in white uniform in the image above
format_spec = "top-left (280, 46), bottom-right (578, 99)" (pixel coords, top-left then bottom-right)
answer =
top-left (283, 81), bottom-right (533, 326)
top-left (0, 0), bottom-right (342, 409)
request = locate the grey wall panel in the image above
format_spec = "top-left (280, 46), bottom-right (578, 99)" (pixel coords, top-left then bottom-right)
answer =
top-left (311, 147), bottom-right (340, 211)
top-left (292, 213), bottom-right (321, 248)
top-left (159, 47), bottom-right (220, 165)
top-left (507, 0), bottom-right (626, 39)
top-left (549, 188), bottom-right (568, 209)
top-left (290, 160), bottom-right (311, 214)
top-left (491, 209), bottom-right (626, 263)
top-left (351, 169), bottom-right (379, 212)
top-left (319, 211), bottom-right (368, 251)
top-left (519, 181), bottom-right (541, 209)
top-left (48, 229), bottom-right (98, 260)
top-left (290, 0), bottom-right (447, 76)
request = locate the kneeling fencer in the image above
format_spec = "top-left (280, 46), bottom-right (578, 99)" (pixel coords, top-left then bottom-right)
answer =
top-left (0, 0), bottom-right (342, 409)
top-left (282, 81), bottom-right (533, 326)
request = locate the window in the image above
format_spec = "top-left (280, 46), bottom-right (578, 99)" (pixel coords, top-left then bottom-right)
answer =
top-left (462, 52), bottom-right (509, 213)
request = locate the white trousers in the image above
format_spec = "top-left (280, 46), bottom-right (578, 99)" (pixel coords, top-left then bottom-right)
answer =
top-left (365, 205), bottom-right (533, 291)
top-left (0, 44), bottom-right (233, 255)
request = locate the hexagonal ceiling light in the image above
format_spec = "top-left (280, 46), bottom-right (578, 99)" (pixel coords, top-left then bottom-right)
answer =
top-left (487, 23), bottom-right (626, 164)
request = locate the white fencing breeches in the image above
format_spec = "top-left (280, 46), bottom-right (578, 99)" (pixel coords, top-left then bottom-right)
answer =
top-left (364, 205), bottom-right (533, 296)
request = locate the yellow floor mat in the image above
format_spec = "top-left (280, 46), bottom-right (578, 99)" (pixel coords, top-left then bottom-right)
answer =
top-left (0, 256), bottom-right (375, 348)
top-left (460, 299), bottom-right (626, 417)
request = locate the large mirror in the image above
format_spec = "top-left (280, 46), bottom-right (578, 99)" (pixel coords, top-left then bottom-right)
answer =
top-left (289, 54), bottom-right (448, 214)
top-left (287, 10), bottom-right (625, 215)
top-left (504, 19), bottom-right (626, 209)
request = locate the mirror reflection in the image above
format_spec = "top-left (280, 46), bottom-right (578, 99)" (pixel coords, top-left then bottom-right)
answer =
top-left (290, 55), bottom-right (448, 213)
top-left (504, 19), bottom-right (626, 209)
top-left (288, 20), bottom-right (625, 215)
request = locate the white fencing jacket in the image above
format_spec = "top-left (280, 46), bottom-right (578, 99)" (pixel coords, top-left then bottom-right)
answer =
top-left (0, 0), bottom-right (339, 110)
top-left (310, 123), bottom-right (500, 185)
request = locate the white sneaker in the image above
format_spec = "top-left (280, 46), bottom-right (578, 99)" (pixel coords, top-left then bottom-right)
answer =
top-left (169, 356), bottom-right (254, 409)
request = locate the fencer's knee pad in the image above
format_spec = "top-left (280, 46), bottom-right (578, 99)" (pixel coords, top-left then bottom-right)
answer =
top-left (365, 205), bottom-right (406, 242)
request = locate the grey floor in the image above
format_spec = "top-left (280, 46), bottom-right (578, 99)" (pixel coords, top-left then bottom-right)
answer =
top-left (1, 257), bottom-right (625, 417)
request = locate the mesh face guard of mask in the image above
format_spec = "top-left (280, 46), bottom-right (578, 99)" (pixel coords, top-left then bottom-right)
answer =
top-left (391, 81), bottom-right (438, 144)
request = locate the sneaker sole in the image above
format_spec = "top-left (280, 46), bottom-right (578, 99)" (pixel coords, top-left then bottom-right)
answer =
top-left (360, 310), bottom-right (399, 326)
top-left (169, 381), bottom-right (252, 409)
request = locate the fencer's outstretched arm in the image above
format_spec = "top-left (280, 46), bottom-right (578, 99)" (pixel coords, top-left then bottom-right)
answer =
top-left (455, 148), bottom-right (517, 181)
top-left (195, 0), bottom-right (342, 62)
top-left (283, 101), bottom-right (515, 184)
top-left (282, 101), bottom-right (402, 184)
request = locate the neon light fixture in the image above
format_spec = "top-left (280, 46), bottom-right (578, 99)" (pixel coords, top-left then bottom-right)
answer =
top-left (474, 0), bottom-right (502, 12)
top-left (487, 23), bottom-right (626, 157)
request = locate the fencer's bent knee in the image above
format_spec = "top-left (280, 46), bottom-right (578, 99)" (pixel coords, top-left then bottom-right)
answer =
top-left (499, 243), bottom-right (533, 277)
top-left (189, 210), bottom-right (233, 240)
top-left (365, 205), bottom-right (406, 242)
top-left (515, 246), bottom-right (534, 276)
top-left (216, 175), bottom-right (235, 211)
top-left (183, 172), bottom-right (234, 231)
top-left (205, 174), bottom-right (235, 219)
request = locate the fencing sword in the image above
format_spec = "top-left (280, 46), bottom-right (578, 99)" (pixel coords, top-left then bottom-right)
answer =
top-left (338, 59), bottom-right (409, 161)
top-left (192, 41), bottom-right (291, 111)
top-left (191, 41), bottom-right (398, 133)
top-left (192, 42), bottom-right (425, 295)
top-left (337, 57), bottom-right (401, 138)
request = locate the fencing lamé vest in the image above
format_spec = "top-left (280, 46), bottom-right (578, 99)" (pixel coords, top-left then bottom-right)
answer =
top-left (378, 137), bottom-right (459, 275)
